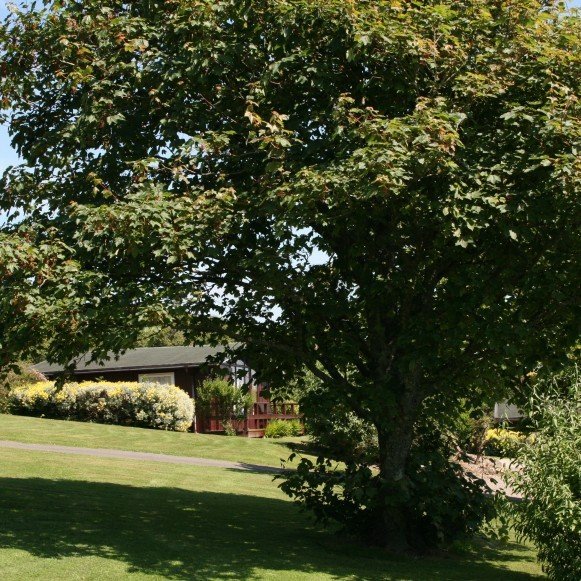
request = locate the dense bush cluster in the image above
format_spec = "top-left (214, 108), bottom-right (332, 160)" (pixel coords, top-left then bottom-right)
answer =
top-left (264, 419), bottom-right (302, 438)
top-left (9, 381), bottom-right (194, 431)
top-left (508, 367), bottom-right (580, 580)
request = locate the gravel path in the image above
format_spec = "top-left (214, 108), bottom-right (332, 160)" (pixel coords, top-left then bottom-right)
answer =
top-left (0, 439), bottom-right (282, 473)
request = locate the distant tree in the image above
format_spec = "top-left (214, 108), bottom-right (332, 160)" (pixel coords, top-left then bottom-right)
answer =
top-left (1, 1), bottom-right (579, 549)
top-left (135, 327), bottom-right (187, 348)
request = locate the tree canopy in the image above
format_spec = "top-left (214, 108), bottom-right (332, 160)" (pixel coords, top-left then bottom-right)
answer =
top-left (1, 0), bottom-right (579, 548)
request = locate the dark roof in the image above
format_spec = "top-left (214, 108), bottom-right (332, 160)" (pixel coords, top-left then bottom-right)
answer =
top-left (35, 345), bottom-right (226, 375)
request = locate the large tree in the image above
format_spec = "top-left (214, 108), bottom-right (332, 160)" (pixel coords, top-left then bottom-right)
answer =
top-left (1, 1), bottom-right (579, 548)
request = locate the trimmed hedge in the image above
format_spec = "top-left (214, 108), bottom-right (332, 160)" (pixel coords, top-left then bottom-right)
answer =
top-left (9, 381), bottom-right (194, 432)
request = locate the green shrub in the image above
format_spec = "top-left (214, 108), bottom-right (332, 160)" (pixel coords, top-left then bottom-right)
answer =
top-left (264, 419), bottom-right (290, 438)
top-left (196, 378), bottom-right (253, 435)
top-left (483, 428), bottom-right (528, 458)
top-left (508, 367), bottom-right (580, 580)
top-left (0, 385), bottom-right (8, 414)
top-left (9, 381), bottom-right (194, 431)
top-left (283, 368), bottom-right (378, 461)
top-left (264, 418), bottom-right (302, 438)
top-left (287, 419), bottom-right (303, 437)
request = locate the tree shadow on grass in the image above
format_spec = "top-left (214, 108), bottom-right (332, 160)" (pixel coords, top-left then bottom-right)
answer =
top-left (276, 438), bottom-right (322, 459)
top-left (0, 477), bottom-right (541, 580)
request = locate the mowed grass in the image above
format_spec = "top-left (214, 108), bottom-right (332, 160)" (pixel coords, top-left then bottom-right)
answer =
top-left (0, 446), bottom-right (544, 581)
top-left (0, 414), bottom-right (307, 467)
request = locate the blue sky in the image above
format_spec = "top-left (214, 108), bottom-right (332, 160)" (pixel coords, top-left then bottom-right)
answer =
top-left (1, 0), bottom-right (580, 174)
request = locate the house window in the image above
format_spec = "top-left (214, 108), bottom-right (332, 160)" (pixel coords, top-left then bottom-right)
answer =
top-left (138, 372), bottom-right (175, 386)
top-left (228, 362), bottom-right (251, 388)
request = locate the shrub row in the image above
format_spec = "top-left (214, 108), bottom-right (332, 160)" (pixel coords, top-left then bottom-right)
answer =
top-left (264, 418), bottom-right (303, 438)
top-left (9, 381), bottom-right (194, 432)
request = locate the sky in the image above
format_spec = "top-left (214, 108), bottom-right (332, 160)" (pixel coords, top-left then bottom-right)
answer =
top-left (1, 0), bottom-right (580, 174)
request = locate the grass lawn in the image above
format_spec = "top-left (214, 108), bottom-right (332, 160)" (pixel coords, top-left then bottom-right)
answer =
top-left (0, 414), bottom-right (308, 467)
top-left (0, 416), bottom-right (544, 580)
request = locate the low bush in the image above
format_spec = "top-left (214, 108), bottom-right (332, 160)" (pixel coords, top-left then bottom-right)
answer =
top-left (0, 386), bottom-right (8, 413)
top-left (483, 428), bottom-right (528, 458)
top-left (508, 366), bottom-right (580, 580)
top-left (9, 381), bottom-right (194, 431)
top-left (264, 418), bottom-right (303, 438)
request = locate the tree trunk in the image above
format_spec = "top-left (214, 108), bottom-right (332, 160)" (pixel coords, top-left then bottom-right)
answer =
top-left (371, 383), bottom-right (423, 551)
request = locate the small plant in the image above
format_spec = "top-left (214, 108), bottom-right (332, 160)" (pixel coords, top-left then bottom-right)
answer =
top-left (223, 421), bottom-right (238, 436)
top-left (264, 419), bottom-right (302, 438)
top-left (0, 385), bottom-right (8, 413)
top-left (451, 402), bottom-right (493, 455)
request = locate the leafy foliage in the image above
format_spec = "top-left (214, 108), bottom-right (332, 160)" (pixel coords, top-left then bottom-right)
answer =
top-left (134, 326), bottom-right (187, 348)
top-left (9, 381), bottom-right (195, 431)
top-left (284, 377), bottom-right (501, 548)
top-left (1, 0), bottom-right (579, 548)
top-left (306, 408), bottom-right (378, 463)
top-left (508, 367), bottom-right (581, 580)
top-left (196, 378), bottom-right (253, 435)
top-left (291, 369), bottom-right (379, 463)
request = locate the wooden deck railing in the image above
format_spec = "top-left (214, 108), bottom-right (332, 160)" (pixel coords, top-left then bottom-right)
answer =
top-left (244, 401), bottom-right (300, 436)
top-left (197, 400), bottom-right (301, 437)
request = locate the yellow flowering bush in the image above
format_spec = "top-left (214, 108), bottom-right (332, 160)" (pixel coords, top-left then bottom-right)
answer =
top-left (483, 428), bottom-right (529, 458)
top-left (9, 381), bottom-right (194, 431)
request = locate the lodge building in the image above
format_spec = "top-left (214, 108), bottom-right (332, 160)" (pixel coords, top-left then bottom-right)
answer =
top-left (35, 345), bottom-right (299, 437)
